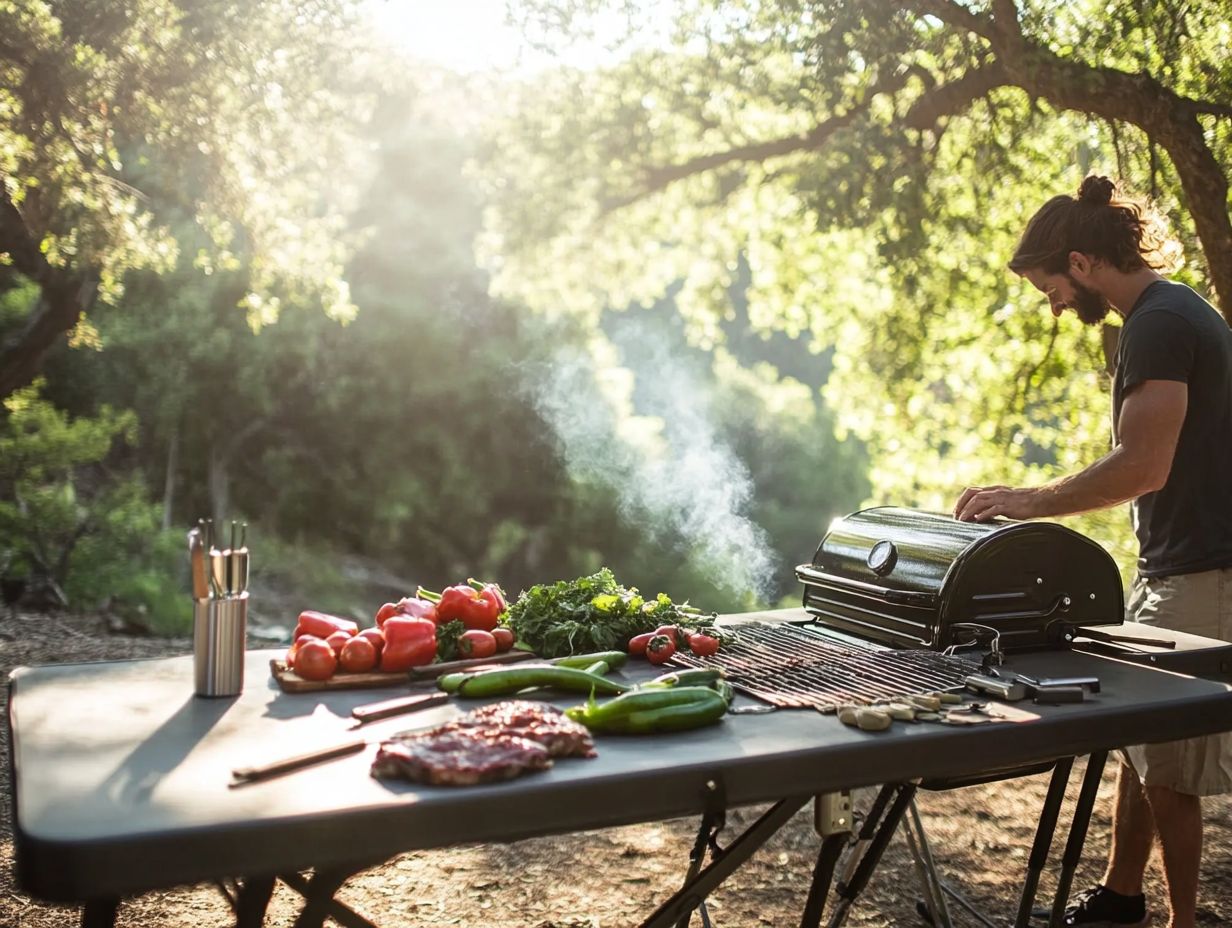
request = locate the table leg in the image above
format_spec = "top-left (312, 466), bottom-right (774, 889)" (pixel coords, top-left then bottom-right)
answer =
top-left (638, 795), bottom-right (812, 928)
top-left (280, 869), bottom-right (380, 928)
top-left (81, 897), bottom-right (119, 928)
top-left (1049, 751), bottom-right (1109, 928)
top-left (1014, 757), bottom-right (1073, 928)
top-left (234, 875), bottom-right (277, 928)
top-left (822, 783), bottom-right (917, 928)
top-left (798, 834), bottom-right (847, 928)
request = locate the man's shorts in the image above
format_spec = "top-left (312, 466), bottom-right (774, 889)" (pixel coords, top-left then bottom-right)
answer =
top-left (1120, 566), bottom-right (1232, 796)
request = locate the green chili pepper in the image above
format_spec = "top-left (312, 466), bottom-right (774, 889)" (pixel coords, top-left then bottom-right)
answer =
top-left (571, 690), bottom-right (728, 734)
top-left (437, 672), bottom-right (470, 693)
top-left (581, 660), bottom-right (611, 675)
top-left (640, 668), bottom-right (724, 689)
top-left (455, 664), bottom-right (631, 698)
top-left (566, 686), bottom-right (722, 724)
top-left (552, 651), bottom-right (629, 670)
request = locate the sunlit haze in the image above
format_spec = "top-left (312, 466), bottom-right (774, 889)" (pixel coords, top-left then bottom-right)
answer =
top-left (365, 0), bottom-right (528, 72)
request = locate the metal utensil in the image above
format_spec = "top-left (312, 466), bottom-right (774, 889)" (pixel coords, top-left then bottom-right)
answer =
top-left (229, 522), bottom-right (248, 596)
top-left (188, 526), bottom-right (208, 601)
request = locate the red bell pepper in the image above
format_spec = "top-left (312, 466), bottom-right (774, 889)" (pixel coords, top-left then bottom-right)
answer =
top-left (296, 610), bottom-right (359, 640)
top-left (379, 616), bottom-right (437, 672)
top-left (396, 595), bottom-right (439, 625)
top-left (468, 577), bottom-right (506, 619)
top-left (420, 583), bottom-right (501, 632)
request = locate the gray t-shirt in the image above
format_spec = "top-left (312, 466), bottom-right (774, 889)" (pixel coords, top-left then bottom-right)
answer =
top-left (1112, 279), bottom-right (1232, 577)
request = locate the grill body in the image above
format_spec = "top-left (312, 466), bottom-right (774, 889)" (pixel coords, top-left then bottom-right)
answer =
top-left (796, 507), bottom-right (1124, 651)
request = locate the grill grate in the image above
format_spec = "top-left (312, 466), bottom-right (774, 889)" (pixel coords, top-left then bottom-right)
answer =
top-left (671, 622), bottom-right (980, 713)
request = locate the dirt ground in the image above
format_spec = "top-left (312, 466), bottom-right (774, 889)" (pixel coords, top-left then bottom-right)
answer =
top-left (3, 609), bottom-right (1232, 928)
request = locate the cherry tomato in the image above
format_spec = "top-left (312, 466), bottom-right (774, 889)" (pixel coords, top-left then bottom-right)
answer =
top-left (374, 602), bottom-right (400, 626)
top-left (628, 632), bottom-right (655, 656)
top-left (492, 627), bottom-right (515, 652)
top-left (325, 630), bottom-right (353, 658)
top-left (646, 634), bottom-right (677, 665)
top-left (294, 639), bottom-right (337, 681)
top-left (339, 635), bottom-right (378, 673)
top-left (688, 631), bottom-right (720, 657)
top-left (458, 629), bottom-right (497, 660)
top-left (357, 627), bottom-right (385, 657)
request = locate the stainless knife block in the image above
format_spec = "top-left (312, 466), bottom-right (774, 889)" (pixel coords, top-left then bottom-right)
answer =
top-left (193, 593), bottom-right (248, 697)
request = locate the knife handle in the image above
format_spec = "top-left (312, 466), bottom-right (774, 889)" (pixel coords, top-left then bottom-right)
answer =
top-left (351, 692), bottom-right (450, 724)
top-left (230, 738), bottom-right (366, 786)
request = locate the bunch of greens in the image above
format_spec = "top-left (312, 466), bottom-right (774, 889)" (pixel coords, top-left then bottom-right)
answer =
top-left (506, 567), bottom-right (718, 658)
top-left (434, 619), bottom-right (467, 662)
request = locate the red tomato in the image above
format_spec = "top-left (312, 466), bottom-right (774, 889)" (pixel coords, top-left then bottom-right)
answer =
top-left (294, 639), bottom-right (337, 681)
top-left (628, 632), bottom-right (655, 656)
top-left (374, 602), bottom-right (400, 626)
top-left (688, 632), bottom-right (720, 657)
top-left (458, 629), bottom-right (497, 660)
top-left (646, 634), bottom-right (677, 665)
top-left (491, 627), bottom-right (515, 653)
top-left (357, 627), bottom-right (385, 657)
top-left (339, 635), bottom-right (378, 673)
top-left (325, 630), bottom-right (353, 658)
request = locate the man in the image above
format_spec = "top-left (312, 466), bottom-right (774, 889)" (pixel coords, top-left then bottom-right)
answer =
top-left (954, 174), bottom-right (1232, 928)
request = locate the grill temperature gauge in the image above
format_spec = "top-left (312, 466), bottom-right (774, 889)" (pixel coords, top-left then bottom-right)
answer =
top-left (867, 540), bottom-right (898, 576)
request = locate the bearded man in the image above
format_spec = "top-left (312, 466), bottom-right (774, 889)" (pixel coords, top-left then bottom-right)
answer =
top-left (954, 175), bottom-right (1232, 928)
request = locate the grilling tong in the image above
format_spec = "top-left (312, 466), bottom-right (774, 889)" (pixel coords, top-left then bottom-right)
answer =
top-left (964, 670), bottom-right (1100, 704)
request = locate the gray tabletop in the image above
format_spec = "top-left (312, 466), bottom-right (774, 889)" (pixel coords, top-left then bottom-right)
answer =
top-left (9, 637), bottom-right (1232, 902)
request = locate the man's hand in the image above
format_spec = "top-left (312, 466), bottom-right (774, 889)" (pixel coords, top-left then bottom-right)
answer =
top-left (953, 485), bottom-right (1040, 522)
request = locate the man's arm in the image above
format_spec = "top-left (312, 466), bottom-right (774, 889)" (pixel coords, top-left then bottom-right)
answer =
top-left (953, 379), bottom-right (1187, 522)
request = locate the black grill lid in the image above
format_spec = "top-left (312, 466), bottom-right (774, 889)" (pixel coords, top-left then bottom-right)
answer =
top-left (796, 506), bottom-right (1125, 650)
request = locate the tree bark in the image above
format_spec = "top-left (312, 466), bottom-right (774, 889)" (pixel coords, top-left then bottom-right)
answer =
top-left (162, 424), bottom-right (179, 531)
top-left (0, 179), bottom-right (99, 398)
top-left (902, 0), bottom-right (1232, 319)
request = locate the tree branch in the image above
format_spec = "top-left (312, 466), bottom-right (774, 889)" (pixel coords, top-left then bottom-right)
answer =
top-left (903, 62), bottom-right (1010, 130)
top-left (0, 177), bottom-right (97, 399)
top-left (900, 0), bottom-right (996, 42)
top-left (603, 65), bottom-right (933, 212)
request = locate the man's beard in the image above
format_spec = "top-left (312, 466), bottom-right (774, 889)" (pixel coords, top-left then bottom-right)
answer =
top-left (1067, 274), bottom-right (1112, 325)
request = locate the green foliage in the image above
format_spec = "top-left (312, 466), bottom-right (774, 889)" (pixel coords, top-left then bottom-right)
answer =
top-left (505, 566), bottom-right (717, 658)
top-left (1, 0), bottom-right (368, 329)
top-left (0, 381), bottom-right (180, 618)
top-left (487, 0), bottom-right (1232, 581)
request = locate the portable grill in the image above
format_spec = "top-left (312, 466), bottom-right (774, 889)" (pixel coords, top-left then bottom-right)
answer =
top-left (672, 621), bottom-right (979, 712)
top-left (795, 506), bottom-right (1124, 651)
top-left (675, 507), bottom-right (1125, 712)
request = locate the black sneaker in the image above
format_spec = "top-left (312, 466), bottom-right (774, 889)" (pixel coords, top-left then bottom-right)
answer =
top-left (1062, 885), bottom-right (1151, 927)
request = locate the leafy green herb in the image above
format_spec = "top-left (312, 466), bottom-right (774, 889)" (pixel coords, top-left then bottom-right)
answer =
top-left (434, 619), bottom-right (466, 662)
top-left (505, 567), bottom-right (717, 658)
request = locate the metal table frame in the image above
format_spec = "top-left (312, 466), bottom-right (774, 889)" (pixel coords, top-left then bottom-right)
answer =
top-left (11, 641), bottom-right (1232, 928)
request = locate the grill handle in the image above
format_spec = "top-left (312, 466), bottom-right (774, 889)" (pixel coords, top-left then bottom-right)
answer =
top-left (794, 565), bottom-right (938, 607)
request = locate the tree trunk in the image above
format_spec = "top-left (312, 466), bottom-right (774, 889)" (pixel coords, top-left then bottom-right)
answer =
top-left (162, 424), bottom-right (180, 531)
top-left (208, 444), bottom-right (231, 529)
top-left (0, 276), bottom-right (98, 398)
top-left (992, 44), bottom-right (1232, 321)
top-left (1148, 115), bottom-right (1232, 322)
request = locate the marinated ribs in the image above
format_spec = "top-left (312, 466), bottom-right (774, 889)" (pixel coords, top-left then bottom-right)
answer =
top-left (372, 729), bottom-right (551, 786)
top-left (459, 700), bottom-right (596, 758)
top-left (372, 701), bottom-right (594, 787)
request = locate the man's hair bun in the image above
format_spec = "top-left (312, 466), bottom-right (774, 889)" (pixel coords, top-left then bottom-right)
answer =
top-left (1077, 175), bottom-right (1116, 206)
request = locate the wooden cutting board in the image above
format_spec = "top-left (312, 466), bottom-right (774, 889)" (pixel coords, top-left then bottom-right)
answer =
top-left (270, 649), bottom-right (539, 693)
